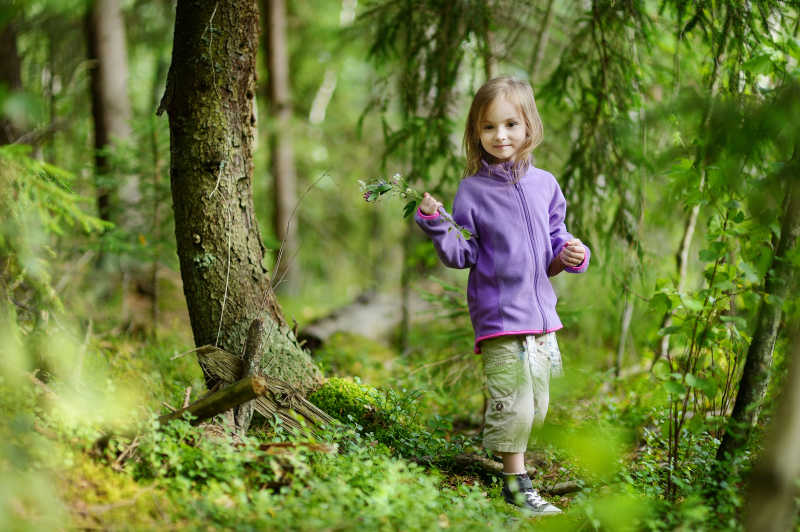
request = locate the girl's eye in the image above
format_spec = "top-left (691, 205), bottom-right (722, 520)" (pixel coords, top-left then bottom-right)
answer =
top-left (507, 122), bottom-right (518, 127)
top-left (483, 125), bottom-right (494, 130)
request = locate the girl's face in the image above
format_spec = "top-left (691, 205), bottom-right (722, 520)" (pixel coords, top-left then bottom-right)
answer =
top-left (479, 96), bottom-right (526, 163)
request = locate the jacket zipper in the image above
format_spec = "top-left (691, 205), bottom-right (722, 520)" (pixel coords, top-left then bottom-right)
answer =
top-left (513, 180), bottom-right (548, 331)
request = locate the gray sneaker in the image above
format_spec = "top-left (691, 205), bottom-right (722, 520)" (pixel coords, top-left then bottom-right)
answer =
top-left (502, 474), bottom-right (563, 516)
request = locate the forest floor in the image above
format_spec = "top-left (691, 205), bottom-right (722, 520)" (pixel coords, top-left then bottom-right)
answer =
top-left (2, 300), bottom-right (754, 531)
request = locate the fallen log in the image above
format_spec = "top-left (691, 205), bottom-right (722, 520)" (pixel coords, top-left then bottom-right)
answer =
top-left (298, 291), bottom-right (430, 351)
top-left (195, 344), bottom-right (337, 434)
top-left (157, 375), bottom-right (268, 426)
top-left (545, 481), bottom-right (582, 496)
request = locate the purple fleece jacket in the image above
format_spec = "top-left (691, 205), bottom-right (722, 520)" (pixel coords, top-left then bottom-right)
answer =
top-left (415, 160), bottom-right (590, 353)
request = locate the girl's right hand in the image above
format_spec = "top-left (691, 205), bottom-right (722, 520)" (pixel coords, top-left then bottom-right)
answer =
top-left (419, 192), bottom-right (443, 215)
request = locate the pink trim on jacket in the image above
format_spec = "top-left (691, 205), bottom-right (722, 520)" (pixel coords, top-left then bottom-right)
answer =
top-left (474, 327), bottom-right (563, 353)
top-left (564, 249), bottom-right (589, 273)
top-left (416, 207), bottom-right (441, 220)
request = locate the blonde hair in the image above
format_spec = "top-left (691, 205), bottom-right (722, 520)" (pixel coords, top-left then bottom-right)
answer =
top-left (463, 77), bottom-right (544, 177)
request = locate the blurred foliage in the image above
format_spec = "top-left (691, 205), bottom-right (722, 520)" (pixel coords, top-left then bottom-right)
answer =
top-left (0, 145), bottom-right (108, 326)
top-left (0, 0), bottom-right (799, 529)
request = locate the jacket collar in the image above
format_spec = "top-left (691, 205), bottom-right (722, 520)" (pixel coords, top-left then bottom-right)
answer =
top-left (477, 158), bottom-right (531, 182)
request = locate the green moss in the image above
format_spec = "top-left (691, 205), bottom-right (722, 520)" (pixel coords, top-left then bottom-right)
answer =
top-left (192, 252), bottom-right (216, 270)
top-left (307, 377), bottom-right (381, 426)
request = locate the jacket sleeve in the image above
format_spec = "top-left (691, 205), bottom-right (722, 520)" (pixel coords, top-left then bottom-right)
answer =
top-left (549, 179), bottom-right (590, 274)
top-left (414, 185), bottom-right (479, 269)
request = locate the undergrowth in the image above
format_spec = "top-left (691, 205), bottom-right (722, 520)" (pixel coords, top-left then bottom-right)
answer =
top-left (0, 306), bottom-right (774, 531)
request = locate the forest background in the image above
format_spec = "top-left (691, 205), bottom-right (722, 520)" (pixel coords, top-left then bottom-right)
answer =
top-left (1, 0), bottom-right (799, 530)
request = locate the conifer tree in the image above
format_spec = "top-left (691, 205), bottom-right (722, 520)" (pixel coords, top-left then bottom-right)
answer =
top-left (158, 0), bottom-right (321, 392)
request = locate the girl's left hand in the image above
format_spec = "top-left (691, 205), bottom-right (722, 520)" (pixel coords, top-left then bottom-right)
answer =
top-left (559, 239), bottom-right (585, 267)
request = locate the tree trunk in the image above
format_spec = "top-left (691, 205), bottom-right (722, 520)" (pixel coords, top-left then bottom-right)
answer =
top-left (0, 20), bottom-right (23, 145)
top-left (717, 177), bottom-right (800, 461)
top-left (744, 332), bottom-right (800, 532)
top-left (86, 0), bottom-right (134, 223)
top-left (158, 0), bottom-right (321, 393)
top-left (615, 291), bottom-right (634, 378)
top-left (654, 201), bottom-right (700, 366)
top-left (483, 29), bottom-right (496, 80)
top-left (263, 0), bottom-right (299, 293)
top-left (528, 0), bottom-right (555, 81)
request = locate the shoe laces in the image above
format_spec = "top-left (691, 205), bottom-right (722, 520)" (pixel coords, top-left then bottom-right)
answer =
top-left (524, 489), bottom-right (548, 509)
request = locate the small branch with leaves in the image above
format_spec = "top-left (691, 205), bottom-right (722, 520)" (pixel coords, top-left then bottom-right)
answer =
top-left (359, 174), bottom-right (472, 240)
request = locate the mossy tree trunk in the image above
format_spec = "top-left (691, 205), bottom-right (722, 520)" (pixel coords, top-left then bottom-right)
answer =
top-left (158, 0), bottom-right (321, 393)
top-left (717, 175), bottom-right (800, 461)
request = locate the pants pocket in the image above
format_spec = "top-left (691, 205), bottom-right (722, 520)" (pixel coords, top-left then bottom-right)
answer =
top-left (484, 351), bottom-right (524, 399)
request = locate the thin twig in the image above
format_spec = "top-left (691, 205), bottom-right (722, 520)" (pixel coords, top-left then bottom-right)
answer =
top-left (208, 160), bottom-right (225, 199)
top-left (406, 354), bottom-right (467, 376)
top-left (268, 172), bottom-right (331, 295)
top-left (112, 435), bottom-right (140, 472)
top-left (182, 386), bottom-right (192, 408)
top-left (170, 345), bottom-right (205, 361)
top-left (215, 214), bottom-right (232, 346)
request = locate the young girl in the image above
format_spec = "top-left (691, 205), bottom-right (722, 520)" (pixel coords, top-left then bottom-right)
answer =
top-left (415, 77), bottom-right (589, 515)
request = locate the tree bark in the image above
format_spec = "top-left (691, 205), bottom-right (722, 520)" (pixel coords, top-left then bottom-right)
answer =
top-left (745, 333), bottom-right (800, 532)
top-left (528, 0), bottom-right (555, 81)
top-left (234, 318), bottom-right (264, 434)
top-left (717, 177), bottom-right (800, 461)
top-left (0, 20), bottom-right (23, 145)
top-left (263, 0), bottom-right (299, 293)
top-left (615, 291), bottom-right (634, 378)
top-left (158, 0), bottom-right (321, 393)
top-left (86, 0), bottom-right (134, 223)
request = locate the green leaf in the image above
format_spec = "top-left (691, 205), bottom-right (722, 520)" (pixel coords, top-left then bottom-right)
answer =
top-left (686, 374), bottom-right (716, 396)
top-left (743, 54), bottom-right (773, 75)
top-left (659, 325), bottom-right (683, 336)
top-left (651, 292), bottom-right (672, 311)
top-left (715, 279), bottom-right (735, 291)
top-left (698, 248), bottom-right (717, 262)
top-left (681, 295), bottom-right (704, 312)
top-left (739, 261), bottom-right (760, 283)
top-left (402, 200), bottom-right (419, 218)
top-left (663, 380), bottom-right (686, 396)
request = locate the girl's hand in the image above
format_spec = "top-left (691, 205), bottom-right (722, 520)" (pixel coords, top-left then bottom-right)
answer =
top-left (559, 238), bottom-right (585, 267)
top-left (419, 192), bottom-right (442, 215)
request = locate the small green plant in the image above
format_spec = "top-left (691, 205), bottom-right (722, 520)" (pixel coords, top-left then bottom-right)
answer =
top-left (0, 145), bottom-right (109, 323)
top-left (358, 174), bottom-right (472, 240)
